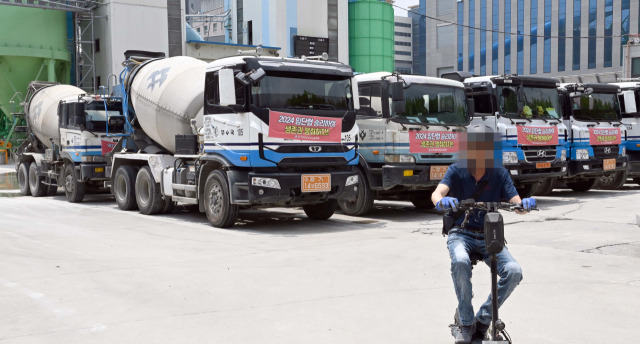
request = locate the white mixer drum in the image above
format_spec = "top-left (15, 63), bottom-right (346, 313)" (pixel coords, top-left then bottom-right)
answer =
top-left (26, 84), bottom-right (85, 148)
top-left (129, 56), bottom-right (206, 153)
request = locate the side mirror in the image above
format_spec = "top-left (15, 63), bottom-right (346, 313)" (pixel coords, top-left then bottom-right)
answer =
top-left (466, 98), bottom-right (475, 119)
top-left (392, 100), bottom-right (406, 114)
top-left (351, 80), bottom-right (360, 110)
top-left (219, 69), bottom-right (237, 106)
top-left (389, 82), bottom-right (404, 101)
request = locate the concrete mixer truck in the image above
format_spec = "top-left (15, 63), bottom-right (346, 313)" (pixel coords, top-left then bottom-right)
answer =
top-left (109, 51), bottom-right (360, 228)
top-left (15, 82), bottom-right (126, 202)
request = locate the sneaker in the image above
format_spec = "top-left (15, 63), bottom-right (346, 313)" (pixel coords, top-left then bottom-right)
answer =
top-left (455, 324), bottom-right (475, 344)
top-left (473, 321), bottom-right (490, 340)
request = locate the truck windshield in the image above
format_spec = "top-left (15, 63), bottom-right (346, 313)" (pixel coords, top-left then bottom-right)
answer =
top-left (498, 86), bottom-right (561, 120)
top-left (85, 101), bottom-right (124, 132)
top-left (571, 93), bottom-right (620, 121)
top-left (393, 84), bottom-right (468, 125)
top-left (251, 72), bottom-right (352, 111)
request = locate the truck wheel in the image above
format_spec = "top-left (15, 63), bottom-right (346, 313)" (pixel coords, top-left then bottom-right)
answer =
top-left (303, 199), bottom-right (337, 220)
top-left (337, 170), bottom-right (373, 216)
top-left (161, 198), bottom-right (175, 214)
top-left (535, 178), bottom-right (555, 196)
top-left (516, 183), bottom-right (537, 198)
top-left (28, 163), bottom-right (47, 197)
top-left (63, 164), bottom-right (85, 202)
top-left (113, 165), bottom-right (138, 210)
top-left (596, 170), bottom-right (627, 190)
top-left (135, 167), bottom-right (164, 215)
top-left (204, 170), bottom-right (238, 228)
top-left (567, 178), bottom-right (597, 192)
top-left (17, 162), bottom-right (31, 196)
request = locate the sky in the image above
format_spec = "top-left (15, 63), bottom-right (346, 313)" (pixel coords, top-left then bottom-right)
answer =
top-left (392, 0), bottom-right (419, 17)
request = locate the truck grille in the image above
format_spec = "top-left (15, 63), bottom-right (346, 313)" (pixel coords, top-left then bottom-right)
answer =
top-left (593, 145), bottom-right (618, 159)
top-left (274, 145), bottom-right (347, 153)
top-left (420, 154), bottom-right (454, 159)
top-left (523, 146), bottom-right (557, 163)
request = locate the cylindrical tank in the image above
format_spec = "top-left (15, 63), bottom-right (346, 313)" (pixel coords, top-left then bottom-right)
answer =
top-left (129, 56), bottom-right (207, 153)
top-left (348, 0), bottom-right (394, 73)
top-left (25, 85), bottom-right (85, 148)
top-left (0, 7), bottom-right (71, 144)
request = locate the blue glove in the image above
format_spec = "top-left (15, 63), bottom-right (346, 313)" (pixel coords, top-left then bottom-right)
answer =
top-left (521, 197), bottom-right (536, 211)
top-left (436, 197), bottom-right (459, 212)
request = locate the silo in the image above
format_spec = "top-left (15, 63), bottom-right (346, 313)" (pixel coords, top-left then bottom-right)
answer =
top-left (348, 0), bottom-right (394, 73)
top-left (0, 6), bottom-right (71, 147)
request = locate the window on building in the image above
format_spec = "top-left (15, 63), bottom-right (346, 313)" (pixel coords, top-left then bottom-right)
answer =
top-left (587, 0), bottom-right (597, 69)
top-left (457, 0), bottom-right (464, 71)
top-left (573, 0), bottom-right (581, 70)
top-left (558, 0), bottom-right (566, 71)
top-left (395, 51), bottom-right (412, 56)
top-left (604, 0), bottom-right (613, 68)
top-left (492, 0), bottom-right (499, 74)
top-left (621, 0), bottom-right (630, 66)
top-left (94, 38), bottom-right (100, 53)
top-left (517, 0), bottom-right (523, 75)
top-left (213, 23), bottom-right (218, 31)
top-left (468, 0), bottom-right (475, 74)
top-left (395, 32), bottom-right (411, 37)
top-left (529, 0), bottom-right (537, 74)
top-left (248, 20), bottom-right (253, 45)
top-left (504, 0), bottom-right (511, 74)
top-left (395, 22), bottom-right (411, 28)
top-left (437, 0), bottom-right (454, 15)
top-left (543, 0), bottom-right (551, 73)
top-left (632, 58), bottom-right (640, 78)
top-left (437, 24), bottom-right (454, 48)
top-left (395, 41), bottom-right (411, 46)
top-left (480, 0), bottom-right (486, 75)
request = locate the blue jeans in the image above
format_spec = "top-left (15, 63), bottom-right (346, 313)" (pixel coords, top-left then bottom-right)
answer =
top-left (446, 227), bottom-right (523, 326)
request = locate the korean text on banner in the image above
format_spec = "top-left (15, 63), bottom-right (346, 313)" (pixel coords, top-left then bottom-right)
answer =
top-left (409, 131), bottom-right (460, 153)
top-left (517, 126), bottom-right (559, 146)
top-left (589, 128), bottom-right (621, 145)
top-left (268, 111), bottom-right (342, 142)
top-left (101, 140), bottom-right (117, 155)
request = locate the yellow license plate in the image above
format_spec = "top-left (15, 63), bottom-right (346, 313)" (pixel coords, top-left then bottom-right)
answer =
top-left (603, 158), bottom-right (616, 171)
top-left (301, 174), bottom-right (331, 192)
top-left (536, 162), bottom-right (551, 169)
top-left (430, 166), bottom-right (449, 180)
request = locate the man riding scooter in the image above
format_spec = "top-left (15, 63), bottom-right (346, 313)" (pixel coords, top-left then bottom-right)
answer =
top-left (431, 125), bottom-right (536, 344)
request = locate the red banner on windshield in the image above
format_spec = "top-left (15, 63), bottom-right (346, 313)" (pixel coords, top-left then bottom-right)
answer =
top-left (268, 111), bottom-right (342, 142)
top-left (517, 126), bottom-right (558, 146)
top-left (409, 131), bottom-right (460, 153)
top-left (589, 128), bottom-right (621, 145)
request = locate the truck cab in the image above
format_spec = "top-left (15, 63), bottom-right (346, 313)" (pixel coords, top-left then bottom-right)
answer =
top-left (557, 83), bottom-right (628, 191)
top-left (338, 72), bottom-right (469, 215)
top-left (611, 82), bottom-right (640, 186)
top-left (463, 75), bottom-right (568, 196)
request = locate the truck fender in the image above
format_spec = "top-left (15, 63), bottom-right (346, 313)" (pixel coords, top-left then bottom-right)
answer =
top-left (356, 153), bottom-right (382, 189)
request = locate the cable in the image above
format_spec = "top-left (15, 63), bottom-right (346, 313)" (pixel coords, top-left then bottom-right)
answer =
top-left (392, 3), bottom-right (636, 40)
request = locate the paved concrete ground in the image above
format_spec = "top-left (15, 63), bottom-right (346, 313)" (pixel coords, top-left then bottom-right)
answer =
top-left (1, 166), bottom-right (639, 343)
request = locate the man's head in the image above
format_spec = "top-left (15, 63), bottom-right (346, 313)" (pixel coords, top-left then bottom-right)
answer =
top-left (458, 124), bottom-right (501, 170)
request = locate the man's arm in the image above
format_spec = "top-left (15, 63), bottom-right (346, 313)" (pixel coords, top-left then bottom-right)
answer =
top-left (431, 183), bottom-right (451, 207)
top-left (508, 195), bottom-right (527, 215)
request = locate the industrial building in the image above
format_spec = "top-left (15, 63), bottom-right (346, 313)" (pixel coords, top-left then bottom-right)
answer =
top-left (394, 15), bottom-right (413, 74)
top-left (410, 0), bottom-right (640, 79)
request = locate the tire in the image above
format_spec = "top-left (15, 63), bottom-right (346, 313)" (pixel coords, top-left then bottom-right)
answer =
top-left (303, 199), bottom-right (338, 220)
top-left (63, 164), bottom-right (85, 202)
top-left (161, 198), bottom-right (175, 214)
top-left (596, 170), bottom-right (627, 190)
top-left (567, 178), bottom-right (597, 192)
top-left (204, 170), bottom-right (238, 228)
top-left (28, 163), bottom-right (47, 197)
top-left (516, 183), bottom-right (538, 198)
top-left (535, 178), bottom-right (555, 196)
top-left (337, 170), bottom-right (374, 216)
top-left (113, 165), bottom-right (138, 210)
top-left (410, 194), bottom-right (436, 210)
top-left (17, 162), bottom-right (31, 196)
top-left (135, 167), bottom-right (164, 215)
top-left (635, 177), bottom-right (640, 186)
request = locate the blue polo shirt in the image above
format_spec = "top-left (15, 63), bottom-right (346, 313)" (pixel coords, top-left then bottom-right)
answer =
top-left (440, 163), bottom-right (519, 228)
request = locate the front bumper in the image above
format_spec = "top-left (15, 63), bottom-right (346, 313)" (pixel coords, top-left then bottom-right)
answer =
top-left (567, 156), bottom-right (628, 178)
top-left (503, 161), bottom-right (567, 183)
top-left (381, 164), bottom-right (445, 190)
top-left (231, 168), bottom-right (359, 206)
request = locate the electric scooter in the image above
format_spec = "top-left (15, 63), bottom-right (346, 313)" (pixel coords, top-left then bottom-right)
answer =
top-left (448, 200), bottom-right (538, 344)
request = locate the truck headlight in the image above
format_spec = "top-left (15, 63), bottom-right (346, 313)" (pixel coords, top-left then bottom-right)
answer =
top-left (575, 149), bottom-right (590, 160)
top-left (345, 175), bottom-right (359, 186)
top-left (81, 155), bottom-right (104, 162)
top-left (502, 151), bottom-right (518, 164)
top-left (561, 149), bottom-right (567, 161)
top-left (385, 154), bottom-right (415, 163)
top-left (251, 177), bottom-right (281, 189)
